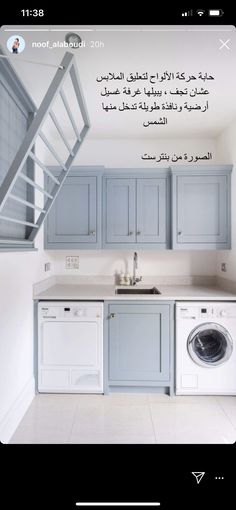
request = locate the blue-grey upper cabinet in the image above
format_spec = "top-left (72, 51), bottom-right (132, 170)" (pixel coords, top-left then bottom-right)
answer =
top-left (44, 167), bottom-right (102, 249)
top-left (137, 178), bottom-right (168, 244)
top-left (103, 170), bottom-right (170, 249)
top-left (106, 178), bottom-right (136, 244)
top-left (171, 165), bottom-right (232, 250)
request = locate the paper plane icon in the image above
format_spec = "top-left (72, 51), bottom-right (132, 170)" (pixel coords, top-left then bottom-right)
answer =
top-left (192, 472), bottom-right (205, 484)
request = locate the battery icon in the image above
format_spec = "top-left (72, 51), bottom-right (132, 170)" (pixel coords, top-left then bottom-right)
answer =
top-left (209, 9), bottom-right (224, 16)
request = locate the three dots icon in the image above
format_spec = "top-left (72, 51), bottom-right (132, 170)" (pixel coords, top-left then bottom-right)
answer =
top-left (215, 476), bottom-right (224, 480)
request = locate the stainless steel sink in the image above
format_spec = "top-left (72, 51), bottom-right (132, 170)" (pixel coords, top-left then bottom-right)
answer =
top-left (116, 286), bottom-right (161, 295)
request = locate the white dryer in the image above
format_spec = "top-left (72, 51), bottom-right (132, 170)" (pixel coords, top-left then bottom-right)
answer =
top-left (176, 302), bottom-right (236, 395)
top-left (38, 301), bottom-right (103, 393)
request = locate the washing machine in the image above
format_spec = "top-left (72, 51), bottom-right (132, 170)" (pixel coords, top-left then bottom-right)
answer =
top-left (176, 302), bottom-right (236, 395)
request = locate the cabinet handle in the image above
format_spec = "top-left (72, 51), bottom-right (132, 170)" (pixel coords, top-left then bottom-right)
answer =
top-left (109, 313), bottom-right (116, 319)
top-left (178, 231), bottom-right (182, 235)
top-left (136, 231), bottom-right (141, 235)
top-left (89, 230), bottom-right (96, 235)
top-left (129, 231), bottom-right (133, 236)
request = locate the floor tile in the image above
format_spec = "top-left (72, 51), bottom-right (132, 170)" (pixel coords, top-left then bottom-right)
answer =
top-left (74, 393), bottom-right (149, 408)
top-left (148, 394), bottom-right (217, 405)
top-left (9, 393), bottom-right (236, 445)
top-left (9, 394), bottom-right (78, 444)
top-left (216, 397), bottom-right (236, 429)
top-left (68, 434), bottom-right (156, 444)
top-left (150, 403), bottom-right (236, 444)
top-left (10, 425), bottom-right (69, 444)
top-left (69, 404), bottom-right (155, 444)
top-left (104, 393), bottom-right (149, 405)
top-left (31, 393), bottom-right (81, 409)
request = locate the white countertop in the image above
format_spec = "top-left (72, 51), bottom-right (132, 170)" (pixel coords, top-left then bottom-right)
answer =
top-left (34, 283), bottom-right (236, 301)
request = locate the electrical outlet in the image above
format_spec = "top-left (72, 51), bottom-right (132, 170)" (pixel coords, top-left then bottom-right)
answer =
top-left (221, 262), bottom-right (227, 272)
top-left (65, 256), bottom-right (79, 269)
top-left (44, 262), bottom-right (51, 272)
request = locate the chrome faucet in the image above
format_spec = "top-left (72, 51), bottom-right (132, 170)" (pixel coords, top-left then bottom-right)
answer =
top-left (131, 251), bottom-right (142, 285)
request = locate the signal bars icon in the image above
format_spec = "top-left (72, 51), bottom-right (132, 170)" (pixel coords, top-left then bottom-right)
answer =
top-left (182, 10), bottom-right (193, 16)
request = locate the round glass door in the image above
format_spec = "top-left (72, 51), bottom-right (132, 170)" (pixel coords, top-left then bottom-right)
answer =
top-left (187, 323), bottom-right (233, 367)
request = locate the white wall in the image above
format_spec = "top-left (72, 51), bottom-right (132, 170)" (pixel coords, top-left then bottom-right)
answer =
top-left (216, 119), bottom-right (236, 282)
top-left (39, 137), bottom-right (217, 168)
top-left (0, 228), bottom-right (54, 440)
top-left (53, 250), bottom-right (217, 277)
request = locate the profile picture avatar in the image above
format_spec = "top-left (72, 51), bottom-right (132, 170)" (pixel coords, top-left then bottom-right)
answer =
top-left (7, 35), bottom-right (26, 54)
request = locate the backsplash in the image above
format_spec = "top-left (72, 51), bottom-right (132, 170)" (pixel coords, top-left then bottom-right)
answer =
top-left (49, 250), bottom-right (217, 277)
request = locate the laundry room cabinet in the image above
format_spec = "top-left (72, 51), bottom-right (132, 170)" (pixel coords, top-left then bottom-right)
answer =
top-left (44, 165), bottom-right (232, 251)
top-left (171, 165), bottom-right (232, 249)
top-left (44, 167), bottom-right (103, 249)
top-left (104, 301), bottom-right (174, 394)
top-left (102, 170), bottom-right (170, 249)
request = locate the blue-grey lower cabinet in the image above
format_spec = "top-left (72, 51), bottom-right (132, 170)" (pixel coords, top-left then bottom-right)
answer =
top-left (44, 167), bottom-right (102, 249)
top-left (171, 165), bottom-right (232, 249)
top-left (103, 170), bottom-right (170, 249)
top-left (104, 301), bottom-right (174, 395)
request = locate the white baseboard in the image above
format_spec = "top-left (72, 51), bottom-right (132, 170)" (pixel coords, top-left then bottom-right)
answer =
top-left (0, 376), bottom-right (35, 444)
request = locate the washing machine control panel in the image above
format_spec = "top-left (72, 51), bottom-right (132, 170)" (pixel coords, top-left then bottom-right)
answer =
top-left (179, 306), bottom-right (214, 319)
top-left (219, 309), bottom-right (227, 317)
top-left (199, 307), bottom-right (217, 318)
top-left (200, 307), bottom-right (210, 317)
top-left (178, 303), bottom-right (236, 319)
top-left (216, 307), bottom-right (236, 318)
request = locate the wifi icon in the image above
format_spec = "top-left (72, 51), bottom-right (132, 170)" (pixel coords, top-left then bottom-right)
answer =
top-left (197, 9), bottom-right (205, 16)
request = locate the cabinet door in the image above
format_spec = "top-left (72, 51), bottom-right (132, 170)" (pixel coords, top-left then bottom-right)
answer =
top-left (46, 175), bottom-right (98, 246)
top-left (173, 174), bottom-right (230, 248)
top-left (105, 178), bottom-right (136, 243)
top-left (108, 304), bottom-right (170, 382)
top-left (137, 178), bottom-right (167, 244)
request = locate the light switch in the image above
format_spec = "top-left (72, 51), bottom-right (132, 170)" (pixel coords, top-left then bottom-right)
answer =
top-left (65, 256), bottom-right (79, 269)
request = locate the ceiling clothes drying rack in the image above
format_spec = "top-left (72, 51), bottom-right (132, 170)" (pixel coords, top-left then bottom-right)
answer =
top-left (0, 51), bottom-right (90, 250)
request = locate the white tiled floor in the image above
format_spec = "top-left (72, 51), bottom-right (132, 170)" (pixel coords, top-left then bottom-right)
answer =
top-left (9, 394), bottom-right (236, 444)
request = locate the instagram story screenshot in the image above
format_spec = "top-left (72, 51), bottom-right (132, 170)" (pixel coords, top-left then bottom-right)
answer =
top-left (0, 6), bottom-right (236, 509)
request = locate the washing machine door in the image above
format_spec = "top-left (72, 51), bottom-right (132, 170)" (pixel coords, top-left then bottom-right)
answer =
top-left (187, 323), bottom-right (233, 367)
